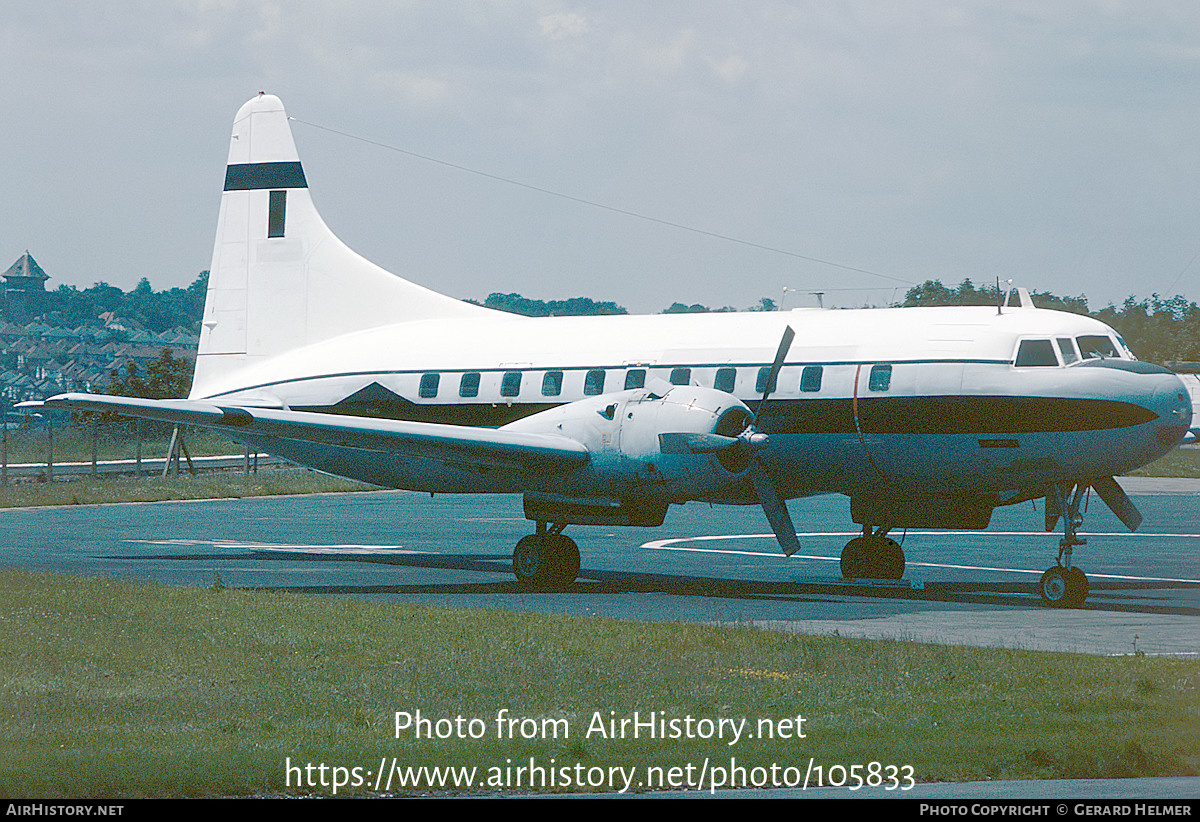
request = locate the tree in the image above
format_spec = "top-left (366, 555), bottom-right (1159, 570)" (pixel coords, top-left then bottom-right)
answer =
top-left (472, 292), bottom-right (629, 317)
top-left (106, 349), bottom-right (192, 399)
top-left (900, 278), bottom-right (1200, 364)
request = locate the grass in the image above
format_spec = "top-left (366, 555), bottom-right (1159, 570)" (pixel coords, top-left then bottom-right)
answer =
top-left (1, 569), bottom-right (1197, 797)
top-left (0, 469), bottom-right (378, 509)
top-left (1129, 447), bottom-right (1200, 478)
top-left (2, 423), bottom-right (242, 464)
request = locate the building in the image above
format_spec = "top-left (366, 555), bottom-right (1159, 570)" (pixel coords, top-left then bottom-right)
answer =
top-left (2, 251), bottom-right (50, 323)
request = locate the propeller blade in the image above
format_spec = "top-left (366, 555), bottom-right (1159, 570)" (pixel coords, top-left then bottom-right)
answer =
top-left (755, 325), bottom-right (796, 416)
top-left (1091, 476), bottom-right (1142, 532)
top-left (748, 460), bottom-right (800, 556)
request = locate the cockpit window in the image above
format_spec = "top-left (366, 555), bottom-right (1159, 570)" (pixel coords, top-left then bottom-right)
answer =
top-left (1015, 339), bottom-right (1058, 367)
top-left (1056, 338), bottom-right (1079, 365)
top-left (1077, 335), bottom-right (1118, 360)
top-left (1116, 336), bottom-right (1138, 360)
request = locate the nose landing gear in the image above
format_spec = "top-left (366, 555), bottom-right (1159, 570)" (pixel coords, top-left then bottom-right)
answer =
top-left (1040, 483), bottom-right (1091, 608)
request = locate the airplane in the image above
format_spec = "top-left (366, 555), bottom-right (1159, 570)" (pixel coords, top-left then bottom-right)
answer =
top-left (30, 93), bottom-right (1195, 608)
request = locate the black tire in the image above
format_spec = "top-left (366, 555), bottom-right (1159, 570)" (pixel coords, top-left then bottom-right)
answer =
top-left (842, 536), bottom-right (904, 580)
top-left (1039, 565), bottom-right (1089, 608)
top-left (875, 537), bottom-right (905, 581)
top-left (840, 537), bottom-right (867, 579)
top-left (513, 534), bottom-right (580, 587)
top-left (547, 534), bottom-right (580, 585)
top-left (513, 535), bottom-right (549, 587)
top-left (1065, 567), bottom-right (1089, 608)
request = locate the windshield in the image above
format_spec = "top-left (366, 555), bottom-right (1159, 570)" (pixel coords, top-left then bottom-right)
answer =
top-left (1077, 335), bottom-right (1119, 360)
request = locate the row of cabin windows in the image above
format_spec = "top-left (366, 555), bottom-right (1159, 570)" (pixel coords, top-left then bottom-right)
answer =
top-left (415, 363), bottom-right (894, 400)
top-left (1014, 335), bottom-right (1128, 367)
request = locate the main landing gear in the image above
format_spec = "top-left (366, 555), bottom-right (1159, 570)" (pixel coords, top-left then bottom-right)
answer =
top-left (513, 522), bottom-right (580, 588)
top-left (840, 525), bottom-right (905, 581)
top-left (1039, 484), bottom-right (1090, 608)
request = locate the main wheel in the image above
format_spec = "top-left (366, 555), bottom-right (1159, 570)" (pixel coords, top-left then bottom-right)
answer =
top-left (546, 534), bottom-right (580, 585)
top-left (840, 537), bottom-right (868, 579)
top-left (841, 536), bottom-right (904, 580)
top-left (874, 537), bottom-right (905, 581)
top-left (513, 535), bottom-right (550, 587)
top-left (513, 534), bottom-right (580, 587)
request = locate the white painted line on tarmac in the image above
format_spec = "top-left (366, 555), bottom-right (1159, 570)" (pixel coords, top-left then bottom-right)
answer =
top-left (642, 533), bottom-right (1200, 585)
top-left (125, 538), bottom-right (428, 555)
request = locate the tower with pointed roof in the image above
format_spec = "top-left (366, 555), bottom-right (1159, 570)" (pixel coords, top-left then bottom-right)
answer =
top-left (2, 251), bottom-right (49, 323)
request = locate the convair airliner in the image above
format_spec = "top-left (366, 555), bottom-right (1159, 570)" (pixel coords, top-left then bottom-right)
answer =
top-left (38, 94), bottom-right (1194, 607)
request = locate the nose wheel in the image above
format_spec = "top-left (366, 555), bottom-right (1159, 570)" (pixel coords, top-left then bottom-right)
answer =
top-left (1039, 565), bottom-right (1089, 608)
top-left (513, 523), bottom-right (580, 587)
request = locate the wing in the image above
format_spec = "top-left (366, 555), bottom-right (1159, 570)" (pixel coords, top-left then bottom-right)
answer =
top-left (31, 393), bottom-right (589, 474)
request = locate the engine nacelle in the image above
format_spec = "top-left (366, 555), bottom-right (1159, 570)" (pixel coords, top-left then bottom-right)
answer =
top-left (501, 383), bottom-right (754, 502)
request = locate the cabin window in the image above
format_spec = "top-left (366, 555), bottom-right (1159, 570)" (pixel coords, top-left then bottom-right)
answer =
top-left (459, 372), bottom-right (481, 398)
top-left (584, 369), bottom-right (606, 395)
top-left (755, 366), bottom-right (777, 394)
top-left (267, 190), bottom-right (286, 238)
top-left (625, 369), bottom-right (646, 390)
top-left (714, 367), bottom-right (736, 393)
top-left (1015, 339), bottom-right (1058, 367)
top-left (542, 371), bottom-right (563, 397)
top-left (1056, 338), bottom-right (1079, 365)
top-left (670, 367), bottom-right (691, 385)
top-left (501, 371), bottom-right (522, 398)
top-left (868, 364), bottom-right (892, 391)
top-left (418, 372), bottom-right (440, 399)
top-left (1077, 335), bottom-right (1118, 360)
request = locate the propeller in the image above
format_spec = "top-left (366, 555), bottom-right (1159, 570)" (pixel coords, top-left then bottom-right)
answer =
top-left (661, 326), bottom-right (799, 555)
top-left (745, 325), bottom-right (799, 556)
top-left (657, 324), bottom-right (796, 554)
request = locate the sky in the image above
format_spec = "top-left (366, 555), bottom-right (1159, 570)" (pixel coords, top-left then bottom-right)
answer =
top-left (3, 1), bottom-right (1200, 314)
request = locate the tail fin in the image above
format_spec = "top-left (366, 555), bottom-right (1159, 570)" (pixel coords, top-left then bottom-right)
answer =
top-left (192, 93), bottom-right (490, 399)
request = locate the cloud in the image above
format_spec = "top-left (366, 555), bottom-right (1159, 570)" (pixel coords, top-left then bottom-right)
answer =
top-left (538, 10), bottom-right (590, 41)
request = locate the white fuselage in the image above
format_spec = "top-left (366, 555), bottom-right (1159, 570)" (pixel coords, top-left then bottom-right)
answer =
top-left (191, 303), bottom-right (1192, 503)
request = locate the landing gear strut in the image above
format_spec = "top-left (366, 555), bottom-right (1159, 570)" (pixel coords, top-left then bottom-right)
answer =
top-left (512, 522), bottom-right (580, 588)
top-left (840, 525), bottom-right (905, 580)
top-left (1040, 484), bottom-right (1090, 608)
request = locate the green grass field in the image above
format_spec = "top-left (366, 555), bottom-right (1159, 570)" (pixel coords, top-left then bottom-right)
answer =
top-left (0, 469), bottom-right (378, 509)
top-left (2, 423), bottom-right (241, 463)
top-left (1, 569), bottom-right (1197, 797)
top-left (1128, 446), bottom-right (1200, 478)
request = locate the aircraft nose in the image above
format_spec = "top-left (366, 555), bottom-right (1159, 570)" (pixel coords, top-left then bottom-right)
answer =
top-left (1153, 376), bottom-right (1193, 447)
